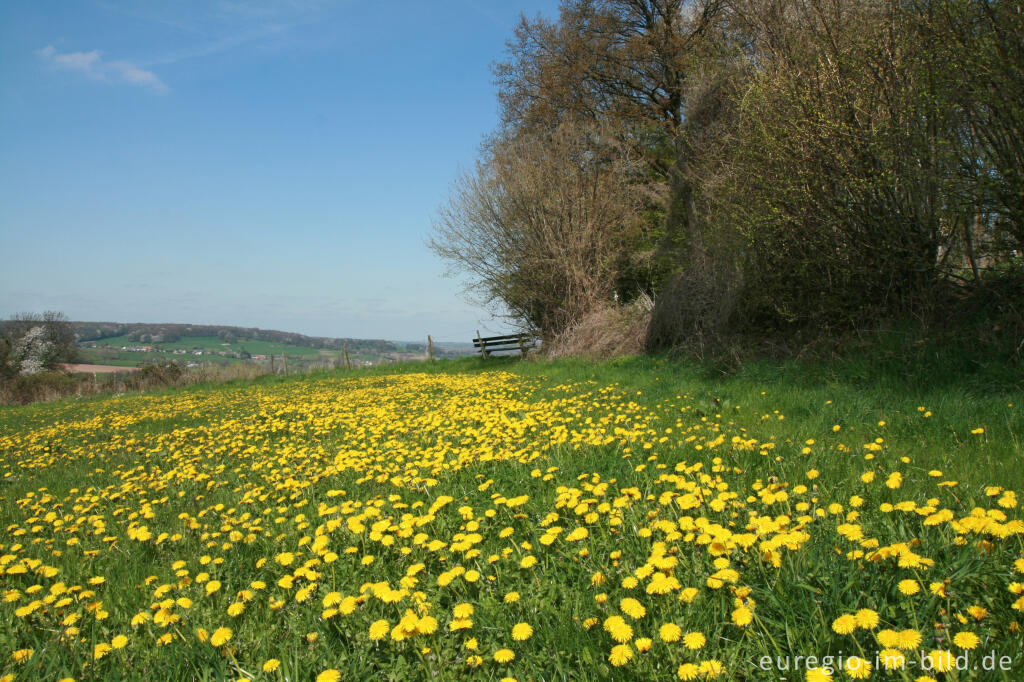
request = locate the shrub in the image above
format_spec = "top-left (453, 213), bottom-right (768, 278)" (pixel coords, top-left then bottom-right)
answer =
top-left (132, 360), bottom-right (185, 388)
top-left (0, 371), bottom-right (76, 405)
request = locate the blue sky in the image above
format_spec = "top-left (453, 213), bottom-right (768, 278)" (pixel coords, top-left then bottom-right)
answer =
top-left (0, 0), bottom-right (558, 342)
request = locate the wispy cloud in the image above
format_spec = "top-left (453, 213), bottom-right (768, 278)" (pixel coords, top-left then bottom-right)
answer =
top-left (38, 45), bottom-right (169, 94)
top-left (143, 22), bottom-right (292, 67)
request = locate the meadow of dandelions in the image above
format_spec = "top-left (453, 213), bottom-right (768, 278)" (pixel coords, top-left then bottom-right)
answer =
top-left (1, 370), bottom-right (1021, 681)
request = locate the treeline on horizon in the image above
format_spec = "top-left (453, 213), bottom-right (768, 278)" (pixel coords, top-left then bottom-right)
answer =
top-left (431, 0), bottom-right (1024, 357)
top-left (73, 322), bottom-right (402, 353)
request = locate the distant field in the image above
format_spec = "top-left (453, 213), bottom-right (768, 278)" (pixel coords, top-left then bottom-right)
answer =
top-left (81, 335), bottom-right (339, 368)
top-left (89, 334), bottom-right (324, 355)
top-left (78, 347), bottom-right (237, 367)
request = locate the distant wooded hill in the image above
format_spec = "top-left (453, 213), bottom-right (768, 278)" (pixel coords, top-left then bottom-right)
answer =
top-left (72, 322), bottom-right (401, 354)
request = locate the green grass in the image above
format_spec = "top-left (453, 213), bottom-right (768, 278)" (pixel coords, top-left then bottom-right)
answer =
top-left (1, 351), bottom-right (1021, 681)
top-left (508, 354), bottom-right (1023, 491)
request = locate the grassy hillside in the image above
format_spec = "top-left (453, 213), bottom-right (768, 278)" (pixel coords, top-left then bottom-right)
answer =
top-left (1, 357), bottom-right (1021, 681)
top-left (76, 326), bottom-right (472, 370)
top-left (79, 335), bottom-right (445, 370)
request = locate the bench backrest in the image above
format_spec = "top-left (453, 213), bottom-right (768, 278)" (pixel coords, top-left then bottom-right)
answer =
top-left (473, 333), bottom-right (537, 356)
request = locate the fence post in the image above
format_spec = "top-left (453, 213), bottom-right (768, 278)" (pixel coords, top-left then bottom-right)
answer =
top-left (427, 335), bottom-right (434, 362)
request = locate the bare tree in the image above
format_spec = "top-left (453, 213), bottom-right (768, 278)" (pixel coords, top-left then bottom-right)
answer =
top-left (431, 121), bottom-right (662, 338)
top-left (496, 1), bottom-right (727, 251)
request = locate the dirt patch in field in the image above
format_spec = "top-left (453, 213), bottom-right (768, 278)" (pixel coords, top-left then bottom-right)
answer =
top-left (60, 363), bottom-right (140, 374)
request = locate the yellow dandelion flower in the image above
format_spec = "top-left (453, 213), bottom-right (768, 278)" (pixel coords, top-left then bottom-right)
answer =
top-left (417, 616), bottom-right (438, 635)
top-left (677, 663), bottom-right (700, 681)
top-left (896, 629), bottom-right (922, 650)
top-left (806, 667), bottom-right (832, 681)
top-left (854, 608), bottom-right (878, 629)
top-left (698, 659), bottom-right (724, 678)
top-left (928, 650), bottom-right (954, 672)
top-left (604, 615), bottom-right (634, 643)
top-left (844, 656), bottom-right (871, 679)
top-left (210, 627), bottom-right (232, 647)
top-left (732, 606), bottom-right (753, 627)
top-left (659, 622), bottom-right (682, 642)
top-left (897, 580), bottom-right (920, 596)
top-left (609, 644), bottom-right (634, 666)
top-left (953, 631), bottom-right (979, 649)
top-left (263, 659), bottom-right (281, 673)
top-left (493, 648), bottom-right (515, 663)
top-left (878, 648), bottom-right (905, 670)
top-left (831, 614), bottom-right (857, 635)
top-left (620, 597), bottom-right (646, 619)
top-left (877, 629), bottom-right (900, 648)
top-left (365, 619), bottom-right (388, 641)
top-left (511, 623), bottom-right (533, 641)
top-left (316, 670), bottom-right (341, 682)
top-left (683, 631), bottom-right (706, 650)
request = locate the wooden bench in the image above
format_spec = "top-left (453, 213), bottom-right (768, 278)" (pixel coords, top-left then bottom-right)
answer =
top-left (473, 332), bottom-right (537, 358)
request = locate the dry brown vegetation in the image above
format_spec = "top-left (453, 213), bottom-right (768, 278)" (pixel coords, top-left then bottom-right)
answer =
top-left (543, 294), bottom-right (653, 359)
top-left (0, 362), bottom-right (270, 406)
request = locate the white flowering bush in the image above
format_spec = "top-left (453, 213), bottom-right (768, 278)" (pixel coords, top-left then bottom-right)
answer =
top-left (8, 325), bottom-right (52, 376)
